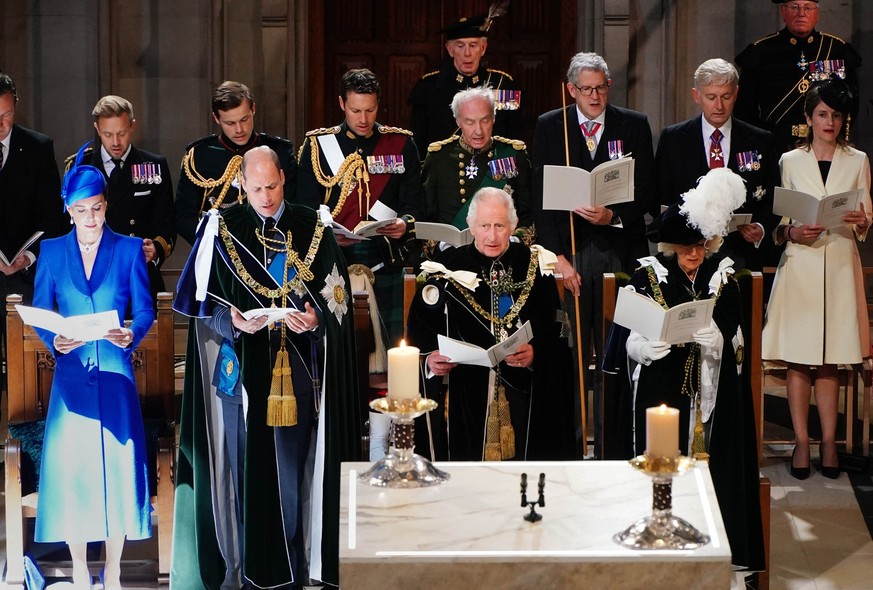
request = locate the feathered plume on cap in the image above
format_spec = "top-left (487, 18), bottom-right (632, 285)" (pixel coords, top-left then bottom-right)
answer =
top-left (647, 168), bottom-right (746, 245)
top-left (680, 168), bottom-right (747, 239)
top-left (481, 0), bottom-right (510, 33)
top-left (61, 140), bottom-right (106, 208)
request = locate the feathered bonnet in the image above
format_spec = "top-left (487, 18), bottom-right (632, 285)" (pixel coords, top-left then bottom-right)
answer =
top-left (647, 168), bottom-right (746, 245)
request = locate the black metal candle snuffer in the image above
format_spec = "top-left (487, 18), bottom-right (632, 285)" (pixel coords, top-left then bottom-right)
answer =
top-left (520, 473), bottom-right (545, 522)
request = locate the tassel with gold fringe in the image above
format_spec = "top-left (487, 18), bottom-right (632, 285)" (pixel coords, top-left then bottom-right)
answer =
top-left (484, 397), bottom-right (502, 461)
top-left (497, 384), bottom-right (516, 459)
top-left (267, 346), bottom-right (298, 427)
top-left (691, 394), bottom-right (709, 462)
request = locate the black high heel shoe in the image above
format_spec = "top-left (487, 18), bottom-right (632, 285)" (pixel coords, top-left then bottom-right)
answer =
top-left (789, 445), bottom-right (810, 480)
top-left (820, 442), bottom-right (841, 479)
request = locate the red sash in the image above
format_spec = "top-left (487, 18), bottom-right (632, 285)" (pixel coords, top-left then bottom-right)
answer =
top-left (334, 132), bottom-right (407, 229)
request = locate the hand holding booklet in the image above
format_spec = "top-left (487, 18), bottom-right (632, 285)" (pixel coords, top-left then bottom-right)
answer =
top-left (542, 157), bottom-right (634, 211)
top-left (774, 187), bottom-right (863, 229)
top-left (329, 218), bottom-right (401, 241)
top-left (15, 305), bottom-right (121, 342)
top-left (241, 307), bottom-right (302, 323)
top-left (0, 231), bottom-right (44, 267)
top-left (437, 321), bottom-right (533, 368)
top-left (613, 288), bottom-right (714, 345)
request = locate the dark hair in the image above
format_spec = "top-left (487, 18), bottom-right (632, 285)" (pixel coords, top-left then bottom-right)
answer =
top-left (340, 69), bottom-right (381, 101)
top-left (798, 81), bottom-right (851, 149)
top-left (0, 71), bottom-right (18, 104)
top-left (211, 81), bottom-right (254, 116)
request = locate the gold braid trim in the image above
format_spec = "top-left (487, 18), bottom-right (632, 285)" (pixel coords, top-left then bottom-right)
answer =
top-left (217, 216), bottom-right (324, 302)
top-left (182, 150), bottom-right (244, 212)
top-left (307, 138), bottom-right (371, 218)
top-left (448, 249), bottom-right (539, 329)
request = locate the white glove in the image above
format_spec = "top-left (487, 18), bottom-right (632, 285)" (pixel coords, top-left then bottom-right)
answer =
top-left (643, 340), bottom-right (671, 363)
top-left (693, 326), bottom-right (723, 353)
top-left (626, 332), bottom-right (671, 365)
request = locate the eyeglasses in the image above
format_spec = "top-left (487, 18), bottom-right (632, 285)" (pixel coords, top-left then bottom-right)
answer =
top-left (572, 83), bottom-right (610, 96)
top-left (783, 3), bottom-right (819, 14)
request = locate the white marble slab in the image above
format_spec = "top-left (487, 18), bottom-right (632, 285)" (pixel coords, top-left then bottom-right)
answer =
top-left (340, 460), bottom-right (731, 589)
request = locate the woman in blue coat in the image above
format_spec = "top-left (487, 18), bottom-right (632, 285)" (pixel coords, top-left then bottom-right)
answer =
top-left (32, 144), bottom-right (153, 590)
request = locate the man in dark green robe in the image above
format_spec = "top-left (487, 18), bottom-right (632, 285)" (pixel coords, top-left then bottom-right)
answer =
top-left (406, 187), bottom-right (574, 461)
top-left (172, 147), bottom-right (361, 589)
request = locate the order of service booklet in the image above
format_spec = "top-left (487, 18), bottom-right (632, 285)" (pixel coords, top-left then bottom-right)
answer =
top-left (542, 157), bottom-right (635, 211)
top-left (15, 305), bottom-right (121, 342)
top-left (437, 321), bottom-right (533, 368)
top-left (414, 222), bottom-right (474, 247)
top-left (774, 187), bottom-right (863, 229)
top-left (612, 287), bottom-right (714, 345)
top-left (0, 231), bottom-right (44, 267)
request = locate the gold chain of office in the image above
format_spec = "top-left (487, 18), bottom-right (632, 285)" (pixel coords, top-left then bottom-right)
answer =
top-left (447, 250), bottom-right (539, 328)
top-left (308, 139), bottom-right (371, 218)
top-left (182, 151), bottom-right (244, 212)
top-left (218, 217), bottom-right (323, 300)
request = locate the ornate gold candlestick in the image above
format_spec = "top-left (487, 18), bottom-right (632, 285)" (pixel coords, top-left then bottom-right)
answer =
top-left (613, 454), bottom-right (710, 550)
top-left (358, 397), bottom-right (450, 488)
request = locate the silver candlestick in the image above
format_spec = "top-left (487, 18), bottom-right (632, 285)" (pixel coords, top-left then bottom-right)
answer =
top-left (613, 454), bottom-right (710, 550)
top-left (358, 397), bottom-right (450, 488)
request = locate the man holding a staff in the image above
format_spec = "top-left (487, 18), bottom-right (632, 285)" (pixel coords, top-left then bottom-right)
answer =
top-left (532, 52), bottom-right (656, 458)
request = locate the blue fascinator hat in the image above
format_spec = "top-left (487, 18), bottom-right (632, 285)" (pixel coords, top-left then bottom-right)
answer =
top-left (61, 141), bottom-right (106, 208)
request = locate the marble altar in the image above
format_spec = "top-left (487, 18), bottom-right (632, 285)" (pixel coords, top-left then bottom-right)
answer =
top-left (339, 460), bottom-right (731, 589)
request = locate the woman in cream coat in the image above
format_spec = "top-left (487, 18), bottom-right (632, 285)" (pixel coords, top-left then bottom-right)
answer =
top-left (763, 77), bottom-right (871, 480)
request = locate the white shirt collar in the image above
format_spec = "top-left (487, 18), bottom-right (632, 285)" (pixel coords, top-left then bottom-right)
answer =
top-left (100, 144), bottom-right (132, 166)
top-left (255, 201), bottom-right (287, 225)
top-left (0, 131), bottom-right (11, 166)
top-left (577, 106), bottom-right (606, 127)
top-left (701, 115), bottom-right (732, 140)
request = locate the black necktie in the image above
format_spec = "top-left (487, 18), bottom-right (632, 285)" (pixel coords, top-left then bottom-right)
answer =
top-left (0, 142), bottom-right (5, 171)
top-left (110, 158), bottom-right (124, 182)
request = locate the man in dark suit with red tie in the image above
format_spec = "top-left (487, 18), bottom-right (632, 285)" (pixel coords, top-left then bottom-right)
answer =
top-left (532, 52), bottom-right (656, 458)
top-left (65, 95), bottom-right (176, 301)
top-left (655, 58), bottom-right (780, 271)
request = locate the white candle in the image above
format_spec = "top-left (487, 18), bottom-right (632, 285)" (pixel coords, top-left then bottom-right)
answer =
top-left (646, 404), bottom-right (679, 458)
top-left (387, 340), bottom-right (420, 400)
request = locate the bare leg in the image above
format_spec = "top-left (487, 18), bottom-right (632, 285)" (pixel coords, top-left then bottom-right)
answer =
top-left (786, 363), bottom-right (813, 468)
top-left (813, 364), bottom-right (840, 468)
top-left (69, 542), bottom-right (90, 590)
top-left (103, 536), bottom-right (125, 590)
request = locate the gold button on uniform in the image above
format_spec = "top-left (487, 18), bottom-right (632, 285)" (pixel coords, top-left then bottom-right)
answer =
top-left (130, 219), bottom-right (136, 225)
top-left (461, 198), bottom-right (467, 203)
top-left (458, 161), bottom-right (465, 168)
top-left (459, 179), bottom-right (465, 185)
top-left (460, 189), bottom-right (466, 195)
top-left (459, 170), bottom-right (465, 177)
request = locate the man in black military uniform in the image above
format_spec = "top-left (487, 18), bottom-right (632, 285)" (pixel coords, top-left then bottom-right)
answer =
top-left (408, 12), bottom-right (521, 160)
top-left (175, 81), bottom-right (298, 244)
top-left (735, 0), bottom-right (861, 153)
top-left (65, 95), bottom-right (176, 301)
top-left (422, 86), bottom-right (532, 235)
top-left (297, 68), bottom-right (424, 344)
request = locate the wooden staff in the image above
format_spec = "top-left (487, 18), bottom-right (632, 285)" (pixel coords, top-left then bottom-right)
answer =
top-left (561, 83), bottom-right (588, 457)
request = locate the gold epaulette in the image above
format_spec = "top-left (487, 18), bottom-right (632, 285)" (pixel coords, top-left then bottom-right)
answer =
top-left (487, 68), bottom-right (514, 81)
top-left (821, 32), bottom-right (849, 44)
top-left (304, 125), bottom-right (341, 137)
top-left (427, 136), bottom-right (459, 153)
top-left (377, 125), bottom-right (413, 136)
top-left (492, 136), bottom-right (526, 151)
top-left (752, 31), bottom-right (780, 45)
top-left (421, 70), bottom-right (439, 79)
top-left (63, 146), bottom-right (94, 172)
top-left (296, 143), bottom-right (306, 162)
